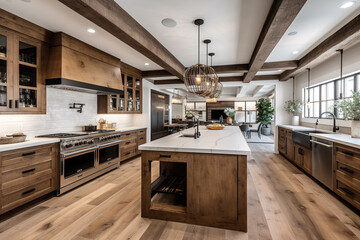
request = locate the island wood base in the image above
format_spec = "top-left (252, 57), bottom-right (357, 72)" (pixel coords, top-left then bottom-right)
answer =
top-left (141, 150), bottom-right (247, 231)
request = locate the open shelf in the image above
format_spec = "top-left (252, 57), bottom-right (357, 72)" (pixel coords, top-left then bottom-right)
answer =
top-left (151, 175), bottom-right (186, 197)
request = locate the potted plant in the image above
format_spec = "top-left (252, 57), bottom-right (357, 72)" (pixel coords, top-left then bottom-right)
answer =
top-left (284, 100), bottom-right (303, 126)
top-left (335, 91), bottom-right (360, 138)
top-left (256, 98), bottom-right (274, 136)
top-left (224, 108), bottom-right (236, 124)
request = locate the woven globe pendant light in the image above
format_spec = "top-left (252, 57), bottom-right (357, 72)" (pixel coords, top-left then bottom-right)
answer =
top-left (184, 19), bottom-right (218, 97)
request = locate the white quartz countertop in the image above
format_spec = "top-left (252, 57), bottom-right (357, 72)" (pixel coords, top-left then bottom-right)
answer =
top-left (0, 138), bottom-right (60, 152)
top-left (310, 133), bottom-right (360, 149)
top-left (139, 126), bottom-right (251, 155)
top-left (116, 126), bottom-right (147, 132)
top-left (278, 124), bottom-right (360, 149)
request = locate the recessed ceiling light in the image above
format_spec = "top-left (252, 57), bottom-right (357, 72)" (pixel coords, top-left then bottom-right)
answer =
top-left (161, 18), bottom-right (177, 28)
top-left (292, 50), bottom-right (299, 54)
top-left (145, 63), bottom-right (150, 66)
top-left (288, 31), bottom-right (297, 36)
top-left (87, 28), bottom-right (96, 33)
top-left (340, 1), bottom-right (355, 8)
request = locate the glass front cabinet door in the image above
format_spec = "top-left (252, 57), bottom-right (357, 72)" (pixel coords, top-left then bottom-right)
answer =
top-left (0, 28), bottom-right (45, 114)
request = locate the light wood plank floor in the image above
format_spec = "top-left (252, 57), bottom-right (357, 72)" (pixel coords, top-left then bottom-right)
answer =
top-left (0, 143), bottom-right (359, 240)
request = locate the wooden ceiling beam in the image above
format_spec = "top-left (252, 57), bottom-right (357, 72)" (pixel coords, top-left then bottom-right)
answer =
top-left (262, 60), bottom-right (298, 71)
top-left (243, 0), bottom-right (306, 83)
top-left (143, 61), bottom-right (297, 78)
top-left (253, 75), bottom-right (280, 81)
top-left (58, 0), bottom-right (185, 80)
top-left (153, 75), bottom-right (279, 85)
top-left (280, 13), bottom-right (360, 81)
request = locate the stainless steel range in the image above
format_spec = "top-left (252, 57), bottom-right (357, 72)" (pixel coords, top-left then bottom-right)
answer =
top-left (37, 130), bottom-right (122, 195)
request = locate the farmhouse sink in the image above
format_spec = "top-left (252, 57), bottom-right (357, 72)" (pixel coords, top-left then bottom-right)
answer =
top-left (292, 130), bottom-right (330, 148)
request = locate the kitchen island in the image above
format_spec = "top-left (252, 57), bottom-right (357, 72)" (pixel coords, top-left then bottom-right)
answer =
top-left (139, 126), bottom-right (250, 231)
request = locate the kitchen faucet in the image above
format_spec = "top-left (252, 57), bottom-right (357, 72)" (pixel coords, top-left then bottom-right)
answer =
top-left (315, 112), bottom-right (339, 133)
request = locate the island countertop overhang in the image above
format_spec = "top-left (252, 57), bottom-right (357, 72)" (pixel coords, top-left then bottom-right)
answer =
top-left (139, 126), bottom-right (251, 155)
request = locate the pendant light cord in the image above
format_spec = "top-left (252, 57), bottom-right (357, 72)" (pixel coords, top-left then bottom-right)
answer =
top-left (292, 77), bottom-right (294, 101)
top-left (206, 43), bottom-right (209, 66)
top-left (198, 24), bottom-right (200, 65)
top-left (340, 49), bottom-right (343, 99)
top-left (307, 68), bottom-right (310, 102)
top-left (210, 55), bottom-right (213, 66)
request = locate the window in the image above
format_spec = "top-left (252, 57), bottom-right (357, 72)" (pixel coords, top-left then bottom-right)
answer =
top-left (235, 101), bottom-right (257, 123)
top-left (303, 71), bottom-right (359, 119)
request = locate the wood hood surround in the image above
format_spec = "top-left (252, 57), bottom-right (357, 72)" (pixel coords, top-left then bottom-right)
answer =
top-left (46, 32), bottom-right (123, 91)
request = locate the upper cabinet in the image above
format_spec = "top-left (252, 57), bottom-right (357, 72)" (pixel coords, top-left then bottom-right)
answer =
top-left (98, 62), bottom-right (142, 114)
top-left (46, 33), bottom-right (123, 91)
top-left (0, 11), bottom-right (49, 114)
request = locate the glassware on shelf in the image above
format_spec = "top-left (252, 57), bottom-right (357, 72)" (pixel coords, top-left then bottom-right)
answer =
top-left (19, 65), bottom-right (36, 87)
top-left (109, 95), bottom-right (117, 110)
top-left (127, 89), bottom-right (133, 100)
top-left (127, 100), bottom-right (133, 111)
top-left (19, 88), bottom-right (37, 108)
top-left (0, 86), bottom-right (6, 107)
top-left (19, 42), bottom-right (36, 65)
top-left (0, 34), bottom-right (6, 58)
top-left (135, 90), bottom-right (140, 100)
top-left (135, 79), bottom-right (140, 89)
top-left (127, 76), bottom-right (133, 88)
top-left (119, 99), bottom-right (125, 111)
top-left (135, 101), bottom-right (140, 111)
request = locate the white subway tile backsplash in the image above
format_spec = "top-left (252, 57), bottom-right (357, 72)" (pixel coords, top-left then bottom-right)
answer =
top-left (0, 88), bottom-right (145, 138)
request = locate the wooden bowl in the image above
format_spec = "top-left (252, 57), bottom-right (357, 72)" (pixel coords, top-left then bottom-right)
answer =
top-left (0, 135), bottom-right (27, 144)
top-left (206, 125), bottom-right (226, 130)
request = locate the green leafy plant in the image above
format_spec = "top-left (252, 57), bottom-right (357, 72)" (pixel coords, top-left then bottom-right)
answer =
top-left (335, 91), bottom-right (360, 120)
top-left (284, 100), bottom-right (303, 116)
top-left (224, 108), bottom-right (236, 118)
top-left (256, 98), bottom-right (274, 127)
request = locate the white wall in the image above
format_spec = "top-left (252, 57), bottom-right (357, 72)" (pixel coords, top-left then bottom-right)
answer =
top-left (274, 80), bottom-right (294, 152)
top-left (0, 86), bottom-right (149, 139)
top-left (293, 41), bottom-right (360, 129)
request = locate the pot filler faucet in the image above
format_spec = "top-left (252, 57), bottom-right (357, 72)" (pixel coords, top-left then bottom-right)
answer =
top-left (315, 112), bottom-right (339, 133)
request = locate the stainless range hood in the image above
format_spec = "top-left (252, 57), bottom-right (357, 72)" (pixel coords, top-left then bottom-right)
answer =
top-left (46, 78), bottom-right (123, 95)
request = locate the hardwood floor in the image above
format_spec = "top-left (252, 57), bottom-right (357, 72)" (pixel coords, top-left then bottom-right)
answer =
top-left (0, 143), bottom-right (359, 240)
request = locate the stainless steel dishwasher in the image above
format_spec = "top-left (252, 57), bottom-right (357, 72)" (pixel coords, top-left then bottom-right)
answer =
top-left (311, 137), bottom-right (334, 190)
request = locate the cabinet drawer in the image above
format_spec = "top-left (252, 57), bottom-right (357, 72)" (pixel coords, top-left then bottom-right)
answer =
top-left (335, 148), bottom-right (360, 171)
top-left (144, 151), bottom-right (192, 163)
top-left (336, 161), bottom-right (360, 182)
top-left (121, 131), bottom-right (138, 139)
top-left (2, 160), bottom-right (52, 184)
top-left (334, 179), bottom-right (360, 210)
top-left (0, 145), bottom-right (55, 171)
top-left (279, 127), bottom-right (286, 136)
top-left (137, 129), bottom-right (146, 135)
top-left (1, 179), bottom-right (54, 213)
top-left (138, 134), bottom-right (146, 144)
top-left (279, 144), bottom-right (286, 154)
top-left (121, 146), bottom-right (137, 160)
top-left (120, 138), bottom-right (137, 147)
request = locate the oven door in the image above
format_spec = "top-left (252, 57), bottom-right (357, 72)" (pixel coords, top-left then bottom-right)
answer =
top-left (98, 141), bottom-right (121, 170)
top-left (60, 147), bottom-right (98, 188)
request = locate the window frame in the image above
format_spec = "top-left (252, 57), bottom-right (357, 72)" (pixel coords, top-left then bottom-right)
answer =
top-left (303, 72), bottom-right (358, 119)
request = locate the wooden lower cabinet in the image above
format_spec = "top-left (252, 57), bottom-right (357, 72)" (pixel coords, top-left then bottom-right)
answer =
top-left (334, 143), bottom-right (360, 210)
top-left (120, 128), bottom-right (147, 162)
top-left (278, 127), bottom-right (294, 161)
top-left (294, 144), bottom-right (312, 174)
top-left (141, 151), bottom-right (247, 231)
top-left (0, 143), bottom-right (59, 214)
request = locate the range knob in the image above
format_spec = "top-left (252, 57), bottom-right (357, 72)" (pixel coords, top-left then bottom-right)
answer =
top-left (65, 144), bottom-right (72, 148)
top-left (78, 141), bottom-right (83, 145)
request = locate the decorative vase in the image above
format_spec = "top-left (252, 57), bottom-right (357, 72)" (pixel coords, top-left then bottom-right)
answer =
top-left (292, 116), bottom-right (300, 126)
top-left (227, 117), bottom-right (233, 124)
top-left (351, 120), bottom-right (360, 138)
